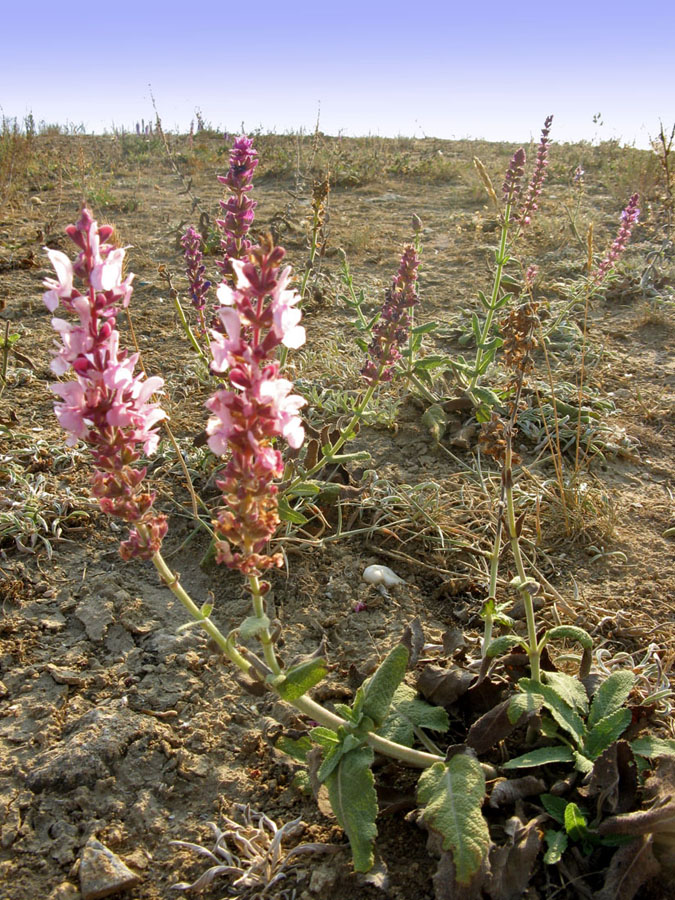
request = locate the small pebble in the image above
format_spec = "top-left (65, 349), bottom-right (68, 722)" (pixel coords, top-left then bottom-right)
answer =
top-left (362, 564), bottom-right (405, 587)
top-left (79, 838), bottom-right (140, 900)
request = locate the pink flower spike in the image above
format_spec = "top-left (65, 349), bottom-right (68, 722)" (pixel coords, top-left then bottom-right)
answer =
top-left (271, 288), bottom-right (305, 349)
top-left (91, 247), bottom-right (126, 291)
top-left (50, 379), bottom-right (89, 444)
top-left (43, 248), bottom-right (74, 311)
top-left (210, 308), bottom-right (243, 373)
top-left (216, 282), bottom-right (237, 306)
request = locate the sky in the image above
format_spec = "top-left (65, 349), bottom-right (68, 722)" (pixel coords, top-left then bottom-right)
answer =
top-left (2, 0), bottom-right (673, 148)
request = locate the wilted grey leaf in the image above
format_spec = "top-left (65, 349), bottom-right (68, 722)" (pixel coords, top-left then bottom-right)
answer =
top-left (595, 835), bottom-right (661, 900)
top-left (600, 756), bottom-right (675, 839)
top-left (402, 617), bottom-right (426, 667)
top-left (442, 627), bottom-right (467, 656)
top-left (467, 699), bottom-right (527, 756)
top-left (489, 776), bottom-right (546, 809)
top-left (418, 665), bottom-right (474, 707)
top-left (422, 827), bottom-right (491, 900)
top-left (486, 815), bottom-right (542, 900)
top-left (356, 852), bottom-right (389, 891)
top-left (578, 740), bottom-right (638, 815)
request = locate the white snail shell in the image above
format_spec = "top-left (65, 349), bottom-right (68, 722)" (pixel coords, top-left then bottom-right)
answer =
top-left (362, 564), bottom-right (405, 587)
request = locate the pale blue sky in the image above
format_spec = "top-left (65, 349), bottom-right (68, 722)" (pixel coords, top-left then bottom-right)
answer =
top-left (2, 0), bottom-right (673, 147)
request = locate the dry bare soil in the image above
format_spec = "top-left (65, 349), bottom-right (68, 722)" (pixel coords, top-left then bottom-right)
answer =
top-left (0, 130), bottom-right (674, 899)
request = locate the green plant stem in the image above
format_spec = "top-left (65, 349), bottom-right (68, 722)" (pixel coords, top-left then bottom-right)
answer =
top-left (467, 203), bottom-right (511, 394)
top-left (404, 371), bottom-right (438, 404)
top-left (149, 543), bottom-right (443, 769)
top-left (286, 378), bottom-right (379, 492)
top-left (504, 437), bottom-right (541, 683)
top-left (150, 544), bottom-right (250, 673)
top-left (248, 573), bottom-right (282, 676)
top-left (480, 492), bottom-right (504, 662)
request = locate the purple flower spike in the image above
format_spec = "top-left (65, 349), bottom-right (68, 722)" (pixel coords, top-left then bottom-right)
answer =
top-left (519, 115), bottom-right (553, 227)
top-left (593, 193), bottom-right (640, 285)
top-left (181, 226), bottom-right (211, 315)
top-left (361, 245), bottom-right (420, 384)
top-left (502, 148), bottom-right (526, 205)
top-left (216, 135), bottom-right (259, 279)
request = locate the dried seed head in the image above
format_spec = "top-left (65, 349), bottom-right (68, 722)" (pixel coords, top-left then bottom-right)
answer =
top-left (473, 157), bottom-right (498, 206)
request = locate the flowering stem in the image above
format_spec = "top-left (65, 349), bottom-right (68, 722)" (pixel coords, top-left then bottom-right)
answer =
top-left (248, 573), bottom-right (283, 676)
top-left (149, 542), bottom-right (251, 673)
top-left (288, 378), bottom-right (379, 492)
top-left (503, 431), bottom-right (541, 682)
top-left (468, 202), bottom-right (512, 394)
top-left (150, 539), bottom-right (443, 768)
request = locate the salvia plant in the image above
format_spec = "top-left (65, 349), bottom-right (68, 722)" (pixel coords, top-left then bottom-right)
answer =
top-left (40, 127), bottom-right (674, 898)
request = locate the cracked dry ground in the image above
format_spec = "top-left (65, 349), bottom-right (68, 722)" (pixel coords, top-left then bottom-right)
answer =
top-left (0, 133), bottom-right (674, 899)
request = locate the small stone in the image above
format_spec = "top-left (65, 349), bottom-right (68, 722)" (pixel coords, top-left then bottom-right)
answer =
top-left (79, 838), bottom-right (140, 900)
top-left (47, 882), bottom-right (80, 900)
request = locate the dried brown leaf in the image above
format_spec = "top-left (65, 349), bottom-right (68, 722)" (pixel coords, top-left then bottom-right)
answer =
top-left (489, 776), bottom-right (546, 809)
top-left (467, 699), bottom-right (524, 756)
top-left (417, 665), bottom-right (474, 707)
top-left (402, 617), bottom-right (426, 668)
top-left (578, 739), bottom-right (638, 815)
top-left (486, 815), bottom-right (543, 900)
top-left (595, 835), bottom-right (661, 900)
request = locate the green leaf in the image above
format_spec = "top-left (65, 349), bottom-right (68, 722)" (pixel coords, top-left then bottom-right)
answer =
top-left (508, 691), bottom-right (543, 724)
top-left (285, 480), bottom-right (322, 498)
top-left (477, 290), bottom-right (490, 310)
top-left (504, 746), bottom-right (575, 769)
top-left (519, 678), bottom-right (586, 746)
top-left (318, 731), bottom-right (363, 783)
top-left (584, 708), bottom-right (632, 759)
top-left (277, 497), bottom-right (309, 525)
top-left (361, 644), bottom-right (409, 728)
top-left (377, 683), bottom-right (449, 747)
top-left (275, 735), bottom-right (313, 763)
top-left (421, 404), bottom-right (447, 442)
top-left (471, 386), bottom-right (501, 409)
top-left (545, 625), bottom-right (593, 651)
top-left (411, 322), bottom-right (439, 336)
top-left (274, 658), bottom-right (328, 702)
top-left (543, 671), bottom-right (589, 715)
top-left (493, 292), bottom-right (514, 311)
top-left (310, 726), bottom-right (340, 750)
top-left (417, 756), bottom-right (490, 885)
top-left (564, 802), bottom-right (588, 841)
top-left (325, 746), bottom-right (378, 872)
top-left (413, 354), bottom-right (452, 371)
top-left (540, 793), bottom-right (568, 825)
top-left (573, 751), bottom-right (594, 774)
top-left (631, 736), bottom-right (675, 759)
top-left (588, 670), bottom-right (635, 729)
top-left (543, 829), bottom-right (568, 864)
top-left (486, 635), bottom-right (528, 658)
top-left (239, 614), bottom-right (271, 640)
top-left (355, 337), bottom-right (369, 352)
top-left (471, 313), bottom-right (482, 345)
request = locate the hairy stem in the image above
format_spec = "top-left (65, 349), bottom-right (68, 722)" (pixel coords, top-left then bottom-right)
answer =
top-left (468, 202), bottom-right (512, 393)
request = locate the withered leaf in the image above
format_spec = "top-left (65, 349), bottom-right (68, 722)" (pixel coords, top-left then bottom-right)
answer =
top-left (578, 739), bottom-right (638, 816)
top-left (595, 835), bottom-right (661, 900)
top-left (418, 665), bottom-right (474, 707)
top-left (467, 698), bottom-right (525, 755)
top-left (489, 776), bottom-right (546, 809)
top-left (486, 815), bottom-right (543, 900)
top-left (442, 627), bottom-right (467, 656)
top-left (421, 826), bottom-right (491, 900)
top-left (402, 617), bottom-right (426, 667)
top-left (599, 756), bottom-right (675, 839)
